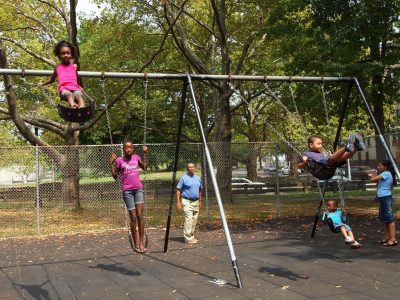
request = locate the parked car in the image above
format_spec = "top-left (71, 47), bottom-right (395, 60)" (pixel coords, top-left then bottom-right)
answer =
top-left (263, 167), bottom-right (277, 175)
top-left (282, 167), bottom-right (303, 175)
top-left (231, 178), bottom-right (265, 190)
top-left (349, 166), bottom-right (376, 180)
top-left (318, 175), bottom-right (350, 183)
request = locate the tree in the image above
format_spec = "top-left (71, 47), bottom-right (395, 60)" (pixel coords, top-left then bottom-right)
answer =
top-left (0, 0), bottom-right (174, 207)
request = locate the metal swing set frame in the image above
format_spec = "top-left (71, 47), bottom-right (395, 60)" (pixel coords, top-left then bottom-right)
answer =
top-left (2, 68), bottom-right (400, 289)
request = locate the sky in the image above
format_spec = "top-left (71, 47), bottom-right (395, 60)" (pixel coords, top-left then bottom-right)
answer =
top-left (76, 0), bottom-right (102, 17)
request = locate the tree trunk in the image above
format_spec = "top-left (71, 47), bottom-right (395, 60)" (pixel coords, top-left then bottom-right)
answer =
top-left (61, 128), bottom-right (81, 208)
top-left (215, 87), bottom-right (233, 203)
top-left (370, 43), bottom-right (386, 162)
top-left (246, 127), bottom-right (258, 181)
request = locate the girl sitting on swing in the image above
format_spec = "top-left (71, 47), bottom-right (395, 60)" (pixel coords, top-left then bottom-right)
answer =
top-left (298, 134), bottom-right (366, 180)
top-left (323, 200), bottom-right (362, 248)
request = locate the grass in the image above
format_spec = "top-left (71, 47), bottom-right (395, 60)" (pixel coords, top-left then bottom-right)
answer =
top-left (1, 190), bottom-right (399, 238)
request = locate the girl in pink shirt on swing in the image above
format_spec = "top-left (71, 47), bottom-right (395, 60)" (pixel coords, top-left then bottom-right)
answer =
top-left (39, 40), bottom-right (85, 109)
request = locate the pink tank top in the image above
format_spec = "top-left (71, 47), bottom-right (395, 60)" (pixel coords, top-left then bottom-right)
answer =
top-left (55, 63), bottom-right (81, 94)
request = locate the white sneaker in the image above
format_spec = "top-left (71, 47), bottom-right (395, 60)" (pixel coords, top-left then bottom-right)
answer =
top-left (351, 241), bottom-right (361, 249)
top-left (185, 239), bottom-right (198, 244)
top-left (345, 237), bottom-right (354, 245)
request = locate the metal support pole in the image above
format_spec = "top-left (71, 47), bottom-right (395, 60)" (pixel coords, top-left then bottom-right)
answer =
top-left (0, 68), bottom-right (353, 83)
top-left (310, 81), bottom-right (353, 238)
top-left (274, 150), bottom-right (281, 218)
top-left (353, 78), bottom-right (400, 180)
top-left (164, 80), bottom-right (188, 253)
top-left (186, 74), bottom-right (243, 289)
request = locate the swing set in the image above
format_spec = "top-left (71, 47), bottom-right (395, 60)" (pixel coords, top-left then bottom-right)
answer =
top-left (2, 68), bottom-right (400, 289)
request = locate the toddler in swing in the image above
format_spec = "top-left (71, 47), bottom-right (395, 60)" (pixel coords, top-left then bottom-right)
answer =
top-left (298, 134), bottom-right (365, 179)
top-left (324, 200), bottom-right (362, 248)
top-left (39, 40), bottom-right (85, 109)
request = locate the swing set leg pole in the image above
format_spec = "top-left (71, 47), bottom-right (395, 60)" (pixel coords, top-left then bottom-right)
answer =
top-left (186, 74), bottom-right (243, 288)
top-left (354, 78), bottom-right (400, 180)
top-left (311, 181), bottom-right (327, 238)
top-left (164, 80), bottom-right (188, 253)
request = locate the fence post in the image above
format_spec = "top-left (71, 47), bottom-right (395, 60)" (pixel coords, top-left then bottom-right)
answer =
top-left (35, 145), bottom-right (40, 235)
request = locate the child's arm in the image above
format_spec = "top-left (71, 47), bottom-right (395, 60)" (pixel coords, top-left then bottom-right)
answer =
top-left (38, 70), bottom-right (56, 86)
top-left (369, 173), bottom-right (382, 182)
top-left (298, 156), bottom-right (308, 169)
top-left (109, 153), bottom-right (118, 180)
top-left (139, 146), bottom-right (148, 170)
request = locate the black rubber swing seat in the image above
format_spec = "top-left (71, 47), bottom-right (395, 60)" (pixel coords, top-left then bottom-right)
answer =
top-left (57, 101), bottom-right (96, 123)
top-left (307, 160), bottom-right (336, 180)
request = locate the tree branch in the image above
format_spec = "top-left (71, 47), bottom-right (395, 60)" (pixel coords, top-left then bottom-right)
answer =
top-left (170, 2), bottom-right (217, 39)
top-left (1, 37), bottom-right (56, 67)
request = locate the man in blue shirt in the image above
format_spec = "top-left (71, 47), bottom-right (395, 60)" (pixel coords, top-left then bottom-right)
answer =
top-left (176, 163), bottom-right (202, 244)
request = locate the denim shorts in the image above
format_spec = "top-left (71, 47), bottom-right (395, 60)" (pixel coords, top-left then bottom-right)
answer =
top-left (378, 195), bottom-right (394, 223)
top-left (333, 223), bottom-right (351, 232)
top-left (122, 188), bottom-right (144, 210)
top-left (60, 89), bottom-right (82, 101)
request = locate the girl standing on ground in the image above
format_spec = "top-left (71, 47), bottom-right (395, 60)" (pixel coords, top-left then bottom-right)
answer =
top-left (39, 40), bottom-right (84, 109)
top-left (369, 160), bottom-right (397, 247)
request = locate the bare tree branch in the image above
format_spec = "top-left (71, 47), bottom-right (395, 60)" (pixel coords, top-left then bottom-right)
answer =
top-left (170, 2), bottom-right (217, 38)
top-left (1, 37), bottom-right (56, 67)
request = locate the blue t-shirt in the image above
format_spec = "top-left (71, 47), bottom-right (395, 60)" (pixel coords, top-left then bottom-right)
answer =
top-left (327, 208), bottom-right (343, 226)
top-left (377, 171), bottom-right (393, 197)
top-left (302, 151), bottom-right (327, 163)
top-left (177, 173), bottom-right (202, 200)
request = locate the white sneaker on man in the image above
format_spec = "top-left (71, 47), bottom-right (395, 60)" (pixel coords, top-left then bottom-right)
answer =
top-left (185, 239), bottom-right (198, 244)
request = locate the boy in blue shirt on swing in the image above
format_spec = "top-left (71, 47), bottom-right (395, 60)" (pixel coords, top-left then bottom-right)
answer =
top-left (324, 200), bottom-right (362, 249)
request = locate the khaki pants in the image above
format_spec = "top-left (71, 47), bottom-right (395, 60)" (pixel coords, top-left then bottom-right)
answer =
top-left (182, 198), bottom-right (199, 242)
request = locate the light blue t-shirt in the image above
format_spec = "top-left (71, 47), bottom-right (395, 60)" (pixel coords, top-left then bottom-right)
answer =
top-left (377, 171), bottom-right (393, 197)
top-left (177, 173), bottom-right (202, 200)
top-left (327, 208), bottom-right (343, 225)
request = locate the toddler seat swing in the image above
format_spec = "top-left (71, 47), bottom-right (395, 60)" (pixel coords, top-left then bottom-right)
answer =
top-left (322, 208), bottom-right (350, 233)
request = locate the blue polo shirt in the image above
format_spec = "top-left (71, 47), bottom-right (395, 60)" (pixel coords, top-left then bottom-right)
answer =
top-left (177, 173), bottom-right (202, 200)
top-left (377, 171), bottom-right (393, 197)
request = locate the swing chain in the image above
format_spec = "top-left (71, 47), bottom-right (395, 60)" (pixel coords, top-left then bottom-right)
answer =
top-left (265, 120), bottom-right (303, 157)
top-left (142, 78), bottom-right (149, 246)
top-left (320, 83), bottom-right (330, 125)
top-left (263, 82), bottom-right (309, 137)
top-left (100, 78), bottom-right (113, 145)
top-left (143, 79), bottom-right (148, 144)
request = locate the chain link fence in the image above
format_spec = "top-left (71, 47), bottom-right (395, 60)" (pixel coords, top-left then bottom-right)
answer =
top-left (0, 134), bottom-right (399, 238)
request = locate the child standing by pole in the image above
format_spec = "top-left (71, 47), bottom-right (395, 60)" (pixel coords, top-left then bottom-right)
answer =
top-left (369, 160), bottom-right (397, 247)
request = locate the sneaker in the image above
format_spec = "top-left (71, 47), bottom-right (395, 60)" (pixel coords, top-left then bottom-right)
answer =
top-left (345, 134), bottom-right (356, 152)
top-left (351, 241), bottom-right (362, 249)
top-left (185, 239), bottom-right (198, 244)
top-left (353, 134), bottom-right (366, 151)
top-left (345, 237), bottom-right (354, 245)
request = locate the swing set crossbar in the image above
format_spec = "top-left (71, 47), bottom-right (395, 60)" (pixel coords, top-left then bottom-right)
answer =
top-left (0, 68), bottom-right (353, 82)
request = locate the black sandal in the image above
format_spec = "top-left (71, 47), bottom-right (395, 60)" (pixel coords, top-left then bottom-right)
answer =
top-left (383, 240), bottom-right (398, 247)
top-left (378, 239), bottom-right (389, 244)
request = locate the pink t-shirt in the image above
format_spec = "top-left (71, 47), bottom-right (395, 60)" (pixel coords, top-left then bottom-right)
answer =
top-left (115, 155), bottom-right (143, 191)
top-left (55, 63), bottom-right (81, 94)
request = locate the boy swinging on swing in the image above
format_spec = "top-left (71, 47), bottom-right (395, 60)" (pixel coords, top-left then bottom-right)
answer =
top-left (298, 134), bottom-right (366, 180)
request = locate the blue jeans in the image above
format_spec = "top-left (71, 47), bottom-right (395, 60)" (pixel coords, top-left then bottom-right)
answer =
top-left (378, 195), bottom-right (394, 223)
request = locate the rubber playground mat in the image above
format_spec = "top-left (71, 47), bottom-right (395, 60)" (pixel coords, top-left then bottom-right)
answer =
top-left (0, 215), bottom-right (399, 299)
